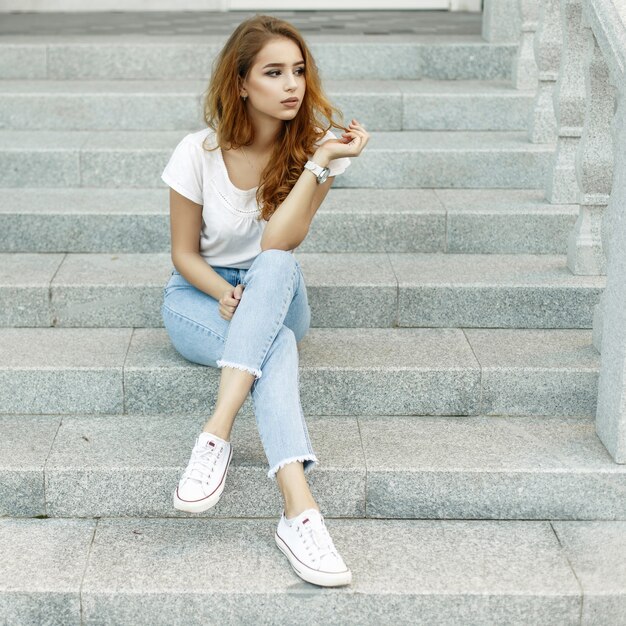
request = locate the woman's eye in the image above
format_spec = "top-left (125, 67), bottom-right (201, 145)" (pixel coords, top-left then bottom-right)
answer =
top-left (266, 68), bottom-right (305, 77)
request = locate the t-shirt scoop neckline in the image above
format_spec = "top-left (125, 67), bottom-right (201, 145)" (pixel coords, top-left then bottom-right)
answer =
top-left (215, 145), bottom-right (260, 195)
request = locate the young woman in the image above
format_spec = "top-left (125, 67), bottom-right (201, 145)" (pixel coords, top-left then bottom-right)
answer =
top-left (160, 14), bottom-right (369, 588)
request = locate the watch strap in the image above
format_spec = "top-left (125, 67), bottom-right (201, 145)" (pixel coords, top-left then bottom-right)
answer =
top-left (304, 160), bottom-right (330, 183)
top-left (304, 160), bottom-right (324, 175)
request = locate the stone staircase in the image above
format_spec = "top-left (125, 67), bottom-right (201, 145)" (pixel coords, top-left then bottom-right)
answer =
top-left (1, 10), bottom-right (625, 625)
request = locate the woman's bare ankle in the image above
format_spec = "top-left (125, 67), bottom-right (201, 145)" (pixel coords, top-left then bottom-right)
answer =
top-left (201, 418), bottom-right (231, 442)
top-left (284, 502), bottom-right (320, 519)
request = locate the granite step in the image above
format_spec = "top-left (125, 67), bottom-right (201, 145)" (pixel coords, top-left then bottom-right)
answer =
top-left (0, 252), bottom-right (604, 329)
top-left (0, 37), bottom-right (518, 81)
top-left (1, 515), bottom-right (624, 625)
top-left (0, 79), bottom-right (534, 132)
top-left (3, 412), bottom-right (625, 520)
top-left (0, 188), bottom-right (578, 255)
top-left (0, 129), bottom-right (554, 189)
top-left (0, 327), bottom-right (598, 417)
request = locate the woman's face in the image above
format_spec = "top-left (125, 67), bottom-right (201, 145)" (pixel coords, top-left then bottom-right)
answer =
top-left (240, 37), bottom-right (306, 124)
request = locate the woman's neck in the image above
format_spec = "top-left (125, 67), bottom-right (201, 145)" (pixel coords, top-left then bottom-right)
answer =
top-left (244, 111), bottom-right (283, 154)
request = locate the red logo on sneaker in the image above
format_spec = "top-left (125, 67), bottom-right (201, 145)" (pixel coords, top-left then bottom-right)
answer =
top-left (303, 518), bottom-right (309, 524)
top-left (208, 441), bottom-right (215, 447)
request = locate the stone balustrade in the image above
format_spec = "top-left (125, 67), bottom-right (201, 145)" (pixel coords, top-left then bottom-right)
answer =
top-left (484, 0), bottom-right (626, 462)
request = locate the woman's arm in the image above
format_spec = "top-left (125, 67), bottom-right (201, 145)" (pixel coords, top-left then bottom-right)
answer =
top-left (261, 120), bottom-right (370, 252)
top-left (260, 148), bottom-right (332, 251)
top-left (168, 188), bottom-right (233, 300)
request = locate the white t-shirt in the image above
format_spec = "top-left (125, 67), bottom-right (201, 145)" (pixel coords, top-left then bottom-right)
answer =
top-left (161, 126), bottom-right (351, 269)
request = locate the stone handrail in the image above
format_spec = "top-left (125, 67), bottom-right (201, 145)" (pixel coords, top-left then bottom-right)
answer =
top-left (484, 0), bottom-right (626, 463)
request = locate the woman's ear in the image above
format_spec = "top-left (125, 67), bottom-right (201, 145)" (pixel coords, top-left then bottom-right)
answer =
top-left (239, 75), bottom-right (248, 99)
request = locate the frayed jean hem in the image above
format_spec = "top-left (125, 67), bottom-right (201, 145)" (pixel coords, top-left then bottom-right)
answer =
top-left (216, 358), bottom-right (262, 380)
top-left (267, 454), bottom-right (319, 481)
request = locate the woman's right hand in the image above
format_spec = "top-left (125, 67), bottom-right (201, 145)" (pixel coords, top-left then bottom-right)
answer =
top-left (218, 284), bottom-right (244, 321)
top-left (317, 119), bottom-right (369, 161)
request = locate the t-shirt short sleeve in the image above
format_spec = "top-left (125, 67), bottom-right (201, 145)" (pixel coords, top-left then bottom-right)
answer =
top-left (316, 129), bottom-right (352, 178)
top-left (161, 136), bottom-right (204, 205)
top-left (328, 154), bottom-right (351, 177)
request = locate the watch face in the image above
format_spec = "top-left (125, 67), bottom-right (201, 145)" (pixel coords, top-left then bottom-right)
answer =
top-left (319, 168), bottom-right (329, 184)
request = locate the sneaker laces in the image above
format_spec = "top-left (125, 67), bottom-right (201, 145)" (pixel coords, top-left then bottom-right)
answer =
top-left (298, 515), bottom-right (338, 561)
top-left (183, 441), bottom-right (222, 484)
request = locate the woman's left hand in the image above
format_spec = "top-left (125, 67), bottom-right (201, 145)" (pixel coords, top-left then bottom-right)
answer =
top-left (320, 119), bottom-right (370, 160)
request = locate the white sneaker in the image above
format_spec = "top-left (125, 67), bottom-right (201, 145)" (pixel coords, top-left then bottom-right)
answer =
top-left (274, 508), bottom-right (352, 587)
top-left (173, 431), bottom-right (232, 513)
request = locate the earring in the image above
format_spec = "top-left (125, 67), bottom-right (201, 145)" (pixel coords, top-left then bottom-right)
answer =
top-left (242, 95), bottom-right (247, 101)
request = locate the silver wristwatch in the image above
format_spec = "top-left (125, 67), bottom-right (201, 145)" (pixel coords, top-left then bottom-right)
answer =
top-left (304, 160), bottom-right (331, 184)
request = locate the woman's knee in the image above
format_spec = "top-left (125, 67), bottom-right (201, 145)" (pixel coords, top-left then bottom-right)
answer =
top-left (258, 248), bottom-right (296, 262)
top-left (249, 249), bottom-right (298, 277)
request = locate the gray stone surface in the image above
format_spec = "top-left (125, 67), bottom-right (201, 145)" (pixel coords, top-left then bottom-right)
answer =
top-left (0, 45), bottom-right (46, 79)
top-left (124, 328), bottom-right (481, 416)
top-left (528, 0), bottom-right (562, 144)
top-left (297, 253), bottom-right (397, 327)
top-left (13, 515), bottom-right (626, 625)
top-left (440, 188), bottom-right (579, 253)
top-left (81, 130), bottom-right (177, 189)
top-left (47, 42), bottom-right (220, 81)
top-left (0, 40), bottom-right (517, 82)
top-left (362, 415), bottom-right (626, 519)
top-left (45, 414), bottom-right (364, 518)
top-left (0, 129), bottom-right (553, 190)
top-left (47, 251), bottom-right (398, 328)
top-left (50, 253), bottom-right (172, 327)
top-left (79, 518), bottom-right (579, 625)
top-left (482, 0), bottom-right (521, 42)
top-left (552, 521), bottom-right (626, 624)
top-left (302, 188), bottom-right (446, 253)
top-left (4, 413), bottom-right (626, 522)
top-left (0, 188), bottom-right (169, 253)
top-left (0, 518), bottom-right (96, 626)
top-left (0, 253), bottom-right (64, 326)
top-left (123, 325), bottom-right (228, 415)
top-left (29, 189), bottom-right (557, 253)
top-left (390, 253), bottom-right (604, 328)
top-left (546, 0), bottom-right (585, 204)
top-left (512, 0), bottom-right (540, 89)
top-left (0, 10), bottom-right (484, 38)
top-left (0, 327), bottom-right (602, 418)
top-left (0, 78), bottom-right (534, 132)
top-left (594, 88), bottom-right (626, 462)
top-left (0, 414), bottom-right (62, 516)
top-left (0, 187), bottom-right (447, 254)
top-left (466, 328), bottom-right (599, 416)
top-left (419, 43), bottom-right (516, 80)
top-left (297, 328), bottom-right (475, 416)
top-left (0, 80), bottom-right (205, 132)
top-left (402, 80), bottom-right (534, 131)
top-left (339, 131), bottom-right (554, 189)
top-left (0, 79), bottom-right (400, 132)
top-left (0, 328), bottom-right (132, 414)
top-left (0, 131), bottom-right (83, 187)
top-left (0, 188), bottom-right (583, 256)
top-left (567, 29), bottom-right (614, 276)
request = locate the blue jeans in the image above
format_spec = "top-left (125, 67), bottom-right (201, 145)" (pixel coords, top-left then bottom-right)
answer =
top-left (161, 249), bottom-right (318, 481)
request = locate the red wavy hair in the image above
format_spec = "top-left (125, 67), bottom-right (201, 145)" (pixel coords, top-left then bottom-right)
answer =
top-left (202, 14), bottom-right (348, 222)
